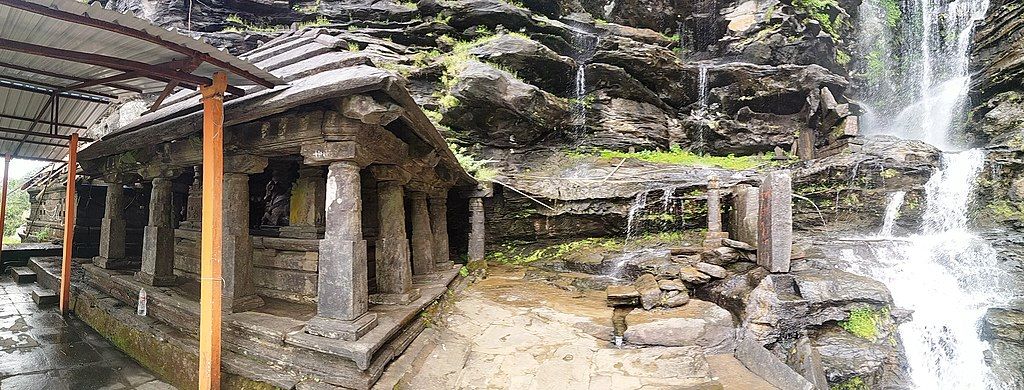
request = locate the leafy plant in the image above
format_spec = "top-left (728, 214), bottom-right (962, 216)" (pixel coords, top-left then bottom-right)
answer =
top-left (841, 307), bottom-right (882, 341)
top-left (449, 143), bottom-right (497, 182)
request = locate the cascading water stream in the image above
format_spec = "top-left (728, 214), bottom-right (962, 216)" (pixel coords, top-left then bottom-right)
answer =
top-left (856, 0), bottom-right (990, 150)
top-left (568, 27), bottom-right (598, 136)
top-left (843, 151), bottom-right (1011, 389)
top-left (877, 191), bottom-right (905, 237)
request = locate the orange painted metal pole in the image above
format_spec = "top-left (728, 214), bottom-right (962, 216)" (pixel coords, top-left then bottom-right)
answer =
top-left (0, 154), bottom-right (10, 260)
top-left (59, 133), bottom-right (78, 314)
top-left (198, 72), bottom-right (227, 390)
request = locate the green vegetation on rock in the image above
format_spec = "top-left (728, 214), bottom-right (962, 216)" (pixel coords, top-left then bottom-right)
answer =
top-left (223, 14), bottom-right (284, 33)
top-left (987, 200), bottom-right (1024, 221)
top-left (574, 145), bottom-right (772, 170)
top-left (449, 143), bottom-right (497, 182)
top-left (841, 307), bottom-right (883, 341)
top-left (831, 376), bottom-right (867, 390)
top-left (792, 0), bottom-right (843, 39)
top-left (488, 238), bottom-right (622, 265)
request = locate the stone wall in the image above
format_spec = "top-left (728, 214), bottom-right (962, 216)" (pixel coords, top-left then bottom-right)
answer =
top-left (251, 237), bottom-right (319, 304)
top-left (25, 184), bottom-right (106, 258)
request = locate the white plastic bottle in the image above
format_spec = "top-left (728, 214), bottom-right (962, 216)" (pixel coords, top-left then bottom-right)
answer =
top-left (137, 288), bottom-right (148, 316)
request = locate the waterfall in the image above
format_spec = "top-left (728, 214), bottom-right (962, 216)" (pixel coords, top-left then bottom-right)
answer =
top-left (697, 64), bottom-right (709, 113)
top-left (624, 190), bottom-right (649, 242)
top-left (878, 191), bottom-right (905, 237)
top-left (856, 0), bottom-right (990, 149)
top-left (843, 150), bottom-right (1012, 389)
top-left (569, 27), bottom-right (598, 136)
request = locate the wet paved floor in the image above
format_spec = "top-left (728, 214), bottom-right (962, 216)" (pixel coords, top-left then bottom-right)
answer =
top-left (0, 276), bottom-right (174, 390)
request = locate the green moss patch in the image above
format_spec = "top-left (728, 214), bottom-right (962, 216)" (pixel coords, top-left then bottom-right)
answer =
top-left (572, 145), bottom-right (774, 171)
top-left (831, 376), bottom-right (868, 390)
top-left (488, 238), bottom-right (622, 265)
top-left (840, 307), bottom-right (883, 341)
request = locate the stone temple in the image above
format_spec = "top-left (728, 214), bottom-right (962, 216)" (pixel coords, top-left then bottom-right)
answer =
top-left (18, 28), bottom-right (491, 389)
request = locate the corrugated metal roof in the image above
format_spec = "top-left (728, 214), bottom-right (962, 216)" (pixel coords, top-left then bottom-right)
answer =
top-left (0, 0), bottom-right (284, 163)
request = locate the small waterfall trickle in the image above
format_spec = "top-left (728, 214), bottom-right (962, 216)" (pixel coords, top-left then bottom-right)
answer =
top-left (842, 150), bottom-right (1012, 389)
top-left (690, 63), bottom-right (712, 152)
top-left (568, 26), bottom-right (599, 137)
top-left (624, 190), bottom-right (650, 243)
top-left (878, 191), bottom-right (906, 237)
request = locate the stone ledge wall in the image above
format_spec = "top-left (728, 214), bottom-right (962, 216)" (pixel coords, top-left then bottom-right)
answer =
top-left (173, 230), bottom-right (319, 304)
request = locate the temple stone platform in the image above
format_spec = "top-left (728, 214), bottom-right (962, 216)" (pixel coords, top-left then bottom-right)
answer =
top-left (27, 256), bottom-right (461, 389)
top-left (0, 242), bottom-right (62, 270)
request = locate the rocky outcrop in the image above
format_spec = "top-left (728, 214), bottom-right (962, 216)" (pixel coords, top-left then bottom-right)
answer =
top-left (982, 301), bottom-right (1024, 389)
top-left (968, 0), bottom-right (1024, 145)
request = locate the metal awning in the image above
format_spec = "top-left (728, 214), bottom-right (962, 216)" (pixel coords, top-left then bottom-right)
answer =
top-left (0, 0), bottom-right (285, 162)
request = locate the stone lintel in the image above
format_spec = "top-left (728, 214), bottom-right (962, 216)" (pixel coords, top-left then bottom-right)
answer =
top-left (301, 141), bottom-right (359, 166)
top-left (369, 165), bottom-right (410, 184)
top-left (224, 154), bottom-right (269, 174)
top-left (137, 166), bottom-right (180, 180)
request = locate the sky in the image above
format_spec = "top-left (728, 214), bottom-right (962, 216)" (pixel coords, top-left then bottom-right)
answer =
top-left (1, 159), bottom-right (50, 182)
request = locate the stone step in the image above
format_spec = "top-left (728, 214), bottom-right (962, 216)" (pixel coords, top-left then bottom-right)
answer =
top-left (32, 288), bottom-right (58, 307)
top-left (9, 266), bottom-right (36, 284)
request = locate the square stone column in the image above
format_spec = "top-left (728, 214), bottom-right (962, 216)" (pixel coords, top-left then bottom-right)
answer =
top-left (369, 166), bottom-right (419, 305)
top-left (95, 180), bottom-right (128, 269)
top-left (304, 158), bottom-right (378, 341)
top-left (429, 192), bottom-right (452, 270)
top-left (468, 197), bottom-right (486, 262)
top-left (222, 155), bottom-right (267, 312)
top-left (758, 170), bottom-right (793, 273)
top-left (136, 177), bottom-right (176, 286)
top-left (408, 191), bottom-right (435, 276)
top-left (281, 167), bottom-right (326, 238)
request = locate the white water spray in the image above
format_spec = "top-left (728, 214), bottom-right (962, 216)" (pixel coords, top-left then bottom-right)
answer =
top-left (844, 150), bottom-right (1011, 389)
top-left (878, 191), bottom-right (905, 237)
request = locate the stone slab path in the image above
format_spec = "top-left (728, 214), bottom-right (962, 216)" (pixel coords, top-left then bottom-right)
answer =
top-left (0, 275), bottom-right (172, 390)
top-left (376, 266), bottom-right (777, 389)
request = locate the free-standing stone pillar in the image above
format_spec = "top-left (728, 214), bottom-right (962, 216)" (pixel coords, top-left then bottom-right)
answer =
top-left (222, 155), bottom-right (267, 312)
top-left (137, 177), bottom-right (176, 286)
top-left (281, 167), bottom-right (326, 238)
top-left (757, 170), bottom-right (793, 273)
top-left (181, 166), bottom-right (202, 230)
top-left (468, 197), bottom-right (485, 262)
top-left (408, 191), bottom-right (435, 275)
top-left (369, 166), bottom-right (419, 305)
top-left (304, 157), bottom-right (378, 340)
top-left (95, 179), bottom-right (127, 269)
top-left (703, 175), bottom-right (729, 248)
top-left (730, 184), bottom-right (760, 246)
top-left (429, 193), bottom-right (452, 271)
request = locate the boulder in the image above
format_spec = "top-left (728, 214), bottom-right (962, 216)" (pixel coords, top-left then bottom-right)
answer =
top-left (591, 35), bottom-right (691, 107)
top-left (700, 246), bottom-right (742, 265)
top-left (812, 327), bottom-right (890, 384)
top-left (623, 299), bottom-right (736, 354)
top-left (437, 0), bottom-right (533, 31)
top-left (634, 273), bottom-right (662, 310)
top-left (723, 238), bottom-right (756, 252)
top-left (734, 336), bottom-right (816, 390)
top-left (658, 278), bottom-right (687, 292)
top-left (607, 285), bottom-right (640, 307)
top-left (680, 267), bottom-right (712, 285)
top-left (468, 34), bottom-right (576, 95)
top-left (586, 92), bottom-right (674, 150)
top-left (663, 290), bottom-right (691, 308)
top-left (695, 262), bottom-right (728, 279)
top-left (444, 61), bottom-right (569, 148)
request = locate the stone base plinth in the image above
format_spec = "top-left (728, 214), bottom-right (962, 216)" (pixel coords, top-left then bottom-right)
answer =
top-left (93, 256), bottom-right (134, 270)
top-left (230, 294), bottom-right (266, 313)
top-left (434, 261), bottom-right (456, 272)
top-left (304, 313), bottom-right (379, 341)
top-left (134, 271), bottom-right (177, 287)
top-left (279, 226), bottom-right (323, 239)
top-left (370, 289), bottom-right (422, 306)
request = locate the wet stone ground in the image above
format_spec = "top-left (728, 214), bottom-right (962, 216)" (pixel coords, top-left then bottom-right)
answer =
top-left (0, 276), bottom-right (172, 390)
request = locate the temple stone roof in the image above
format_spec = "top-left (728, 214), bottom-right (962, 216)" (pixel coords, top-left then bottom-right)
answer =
top-left (77, 27), bottom-right (474, 186)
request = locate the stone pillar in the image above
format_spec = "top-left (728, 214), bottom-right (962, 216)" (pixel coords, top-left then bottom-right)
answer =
top-left (757, 170), bottom-right (793, 273)
top-left (281, 167), bottom-right (326, 238)
top-left (369, 166), bottom-right (419, 305)
top-left (95, 180), bottom-right (127, 269)
top-left (181, 166), bottom-right (202, 230)
top-left (408, 191), bottom-right (435, 276)
top-left (468, 197), bottom-right (485, 262)
top-left (136, 177), bottom-right (176, 286)
top-left (703, 176), bottom-right (729, 248)
top-left (222, 156), bottom-right (267, 312)
top-left (429, 192), bottom-right (451, 271)
top-left (304, 159), bottom-right (378, 340)
top-left (730, 184), bottom-right (760, 246)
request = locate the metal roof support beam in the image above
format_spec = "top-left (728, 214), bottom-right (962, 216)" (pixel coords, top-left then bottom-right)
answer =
top-left (0, 0), bottom-right (276, 89)
top-left (59, 71), bottom-right (142, 93)
top-left (0, 126), bottom-right (94, 142)
top-left (0, 113), bottom-right (86, 129)
top-left (0, 60), bottom-right (143, 93)
top-left (198, 72), bottom-right (227, 390)
top-left (0, 154), bottom-right (9, 261)
top-left (0, 78), bottom-right (112, 103)
top-left (0, 38), bottom-right (246, 96)
top-left (0, 136), bottom-right (68, 149)
top-left (59, 132), bottom-right (78, 314)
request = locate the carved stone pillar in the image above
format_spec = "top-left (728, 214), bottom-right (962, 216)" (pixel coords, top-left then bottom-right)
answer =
top-left (369, 166), bottom-right (419, 305)
top-left (429, 192), bottom-right (451, 271)
top-left (95, 179), bottom-right (127, 269)
top-left (301, 142), bottom-right (377, 341)
top-left (703, 175), bottom-right (728, 248)
top-left (137, 177), bottom-right (176, 286)
top-left (180, 166), bottom-right (202, 230)
top-left (281, 167), bottom-right (326, 238)
top-left (468, 197), bottom-right (485, 262)
top-left (408, 191), bottom-right (434, 276)
top-left (222, 155), bottom-right (267, 312)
